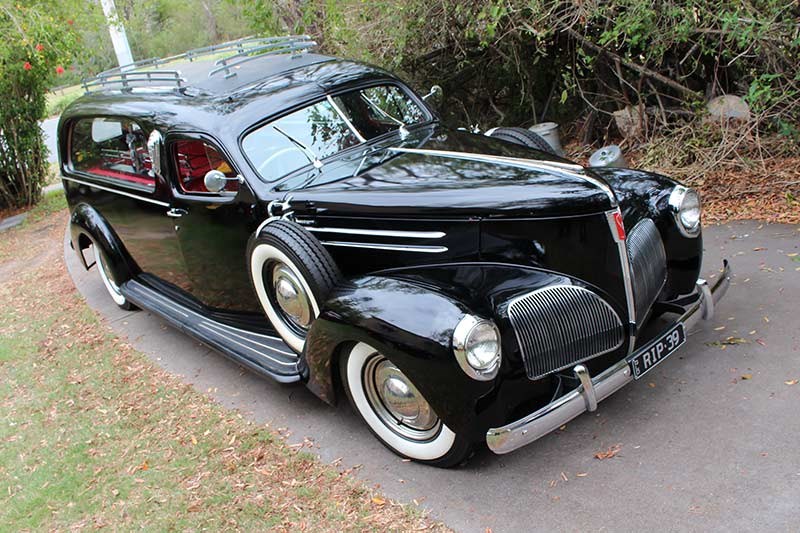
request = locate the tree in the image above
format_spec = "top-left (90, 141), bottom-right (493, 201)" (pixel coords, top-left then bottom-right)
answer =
top-left (0, 1), bottom-right (82, 209)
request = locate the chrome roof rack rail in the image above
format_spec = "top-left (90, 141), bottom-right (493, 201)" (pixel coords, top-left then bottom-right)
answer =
top-left (208, 35), bottom-right (316, 79)
top-left (94, 56), bottom-right (164, 78)
top-left (81, 70), bottom-right (186, 93)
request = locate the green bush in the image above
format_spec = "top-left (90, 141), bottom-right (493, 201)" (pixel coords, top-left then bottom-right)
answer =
top-left (0, 2), bottom-right (80, 209)
top-left (241, 0), bottom-right (800, 140)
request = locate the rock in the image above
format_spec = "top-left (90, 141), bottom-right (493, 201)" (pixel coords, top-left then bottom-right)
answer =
top-left (706, 95), bottom-right (751, 121)
top-left (613, 105), bottom-right (644, 139)
top-left (0, 213), bottom-right (28, 233)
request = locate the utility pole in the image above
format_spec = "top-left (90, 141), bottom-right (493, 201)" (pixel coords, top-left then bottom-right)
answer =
top-left (100, 0), bottom-right (134, 68)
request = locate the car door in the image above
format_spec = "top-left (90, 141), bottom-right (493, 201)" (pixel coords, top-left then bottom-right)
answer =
top-left (165, 134), bottom-right (260, 312)
top-left (67, 116), bottom-right (192, 292)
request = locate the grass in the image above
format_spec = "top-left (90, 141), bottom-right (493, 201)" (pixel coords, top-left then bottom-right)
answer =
top-left (0, 209), bottom-right (446, 531)
top-left (46, 84), bottom-right (82, 118)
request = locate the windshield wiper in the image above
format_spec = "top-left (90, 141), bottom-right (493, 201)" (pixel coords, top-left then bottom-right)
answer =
top-left (273, 126), bottom-right (323, 169)
top-left (361, 94), bottom-right (409, 139)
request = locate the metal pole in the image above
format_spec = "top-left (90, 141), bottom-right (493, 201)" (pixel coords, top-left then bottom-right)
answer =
top-left (100, 0), bottom-right (134, 69)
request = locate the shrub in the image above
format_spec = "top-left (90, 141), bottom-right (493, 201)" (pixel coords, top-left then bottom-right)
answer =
top-left (0, 2), bottom-right (79, 209)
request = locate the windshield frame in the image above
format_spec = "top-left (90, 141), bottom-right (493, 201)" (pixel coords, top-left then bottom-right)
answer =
top-left (237, 80), bottom-right (436, 187)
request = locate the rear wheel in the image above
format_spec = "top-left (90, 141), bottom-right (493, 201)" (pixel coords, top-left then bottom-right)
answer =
top-left (93, 244), bottom-right (134, 310)
top-left (340, 342), bottom-right (473, 467)
top-left (487, 126), bottom-right (556, 155)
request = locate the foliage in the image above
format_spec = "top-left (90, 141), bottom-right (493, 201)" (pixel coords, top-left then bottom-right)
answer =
top-left (241, 0), bottom-right (800, 142)
top-left (0, 2), bottom-right (82, 209)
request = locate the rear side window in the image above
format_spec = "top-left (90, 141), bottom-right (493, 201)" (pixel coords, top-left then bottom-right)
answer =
top-left (69, 117), bottom-right (154, 191)
top-left (173, 139), bottom-right (239, 194)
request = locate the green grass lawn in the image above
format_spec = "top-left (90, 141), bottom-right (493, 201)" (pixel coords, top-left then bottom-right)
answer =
top-left (0, 206), bottom-right (444, 531)
top-left (46, 85), bottom-right (82, 118)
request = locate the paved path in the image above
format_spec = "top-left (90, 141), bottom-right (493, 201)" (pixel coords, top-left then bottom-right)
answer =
top-left (41, 117), bottom-right (59, 164)
top-left (64, 221), bottom-right (800, 532)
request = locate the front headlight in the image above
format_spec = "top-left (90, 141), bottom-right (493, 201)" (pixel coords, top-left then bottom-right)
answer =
top-left (669, 186), bottom-right (702, 237)
top-left (453, 315), bottom-right (501, 381)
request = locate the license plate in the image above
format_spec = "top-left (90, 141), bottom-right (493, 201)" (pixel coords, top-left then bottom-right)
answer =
top-left (629, 323), bottom-right (686, 379)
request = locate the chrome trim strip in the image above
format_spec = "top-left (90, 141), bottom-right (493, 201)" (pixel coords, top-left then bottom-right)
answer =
top-left (198, 323), bottom-right (298, 368)
top-left (62, 176), bottom-right (170, 207)
top-left (320, 240), bottom-right (448, 253)
top-left (308, 227), bottom-right (445, 239)
top-left (387, 147), bottom-right (617, 205)
top-left (200, 321), bottom-right (297, 361)
top-left (327, 95), bottom-right (367, 143)
top-left (606, 209), bottom-right (637, 352)
top-left (486, 260), bottom-right (731, 455)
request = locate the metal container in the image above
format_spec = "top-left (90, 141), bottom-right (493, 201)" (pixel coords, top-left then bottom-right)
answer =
top-left (588, 145), bottom-right (627, 168)
top-left (528, 122), bottom-right (563, 156)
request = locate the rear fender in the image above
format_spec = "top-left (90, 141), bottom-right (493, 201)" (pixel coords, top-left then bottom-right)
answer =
top-left (69, 203), bottom-right (138, 282)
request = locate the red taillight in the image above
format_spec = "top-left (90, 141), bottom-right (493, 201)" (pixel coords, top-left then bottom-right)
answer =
top-left (613, 211), bottom-right (626, 241)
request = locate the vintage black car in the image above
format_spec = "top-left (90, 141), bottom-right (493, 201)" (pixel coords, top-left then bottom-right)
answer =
top-left (59, 36), bottom-right (731, 467)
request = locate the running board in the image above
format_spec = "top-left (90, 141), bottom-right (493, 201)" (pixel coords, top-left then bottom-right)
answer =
top-left (121, 279), bottom-right (301, 383)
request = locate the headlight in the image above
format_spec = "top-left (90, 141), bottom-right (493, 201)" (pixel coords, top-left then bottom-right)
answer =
top-left (669, 186), bottom-right (702, 237)
top-left (453, 315), bottom-right (501, 381)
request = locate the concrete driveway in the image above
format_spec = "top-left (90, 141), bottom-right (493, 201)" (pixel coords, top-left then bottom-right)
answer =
top-left (41, 117), bottom-right (59, 163)
top-left (64, 221), bottom-right (800, 532)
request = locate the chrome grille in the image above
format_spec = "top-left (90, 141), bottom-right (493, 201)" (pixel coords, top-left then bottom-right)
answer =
top-left (627, 218), bottom-right (667, 320)
top-left (508, 286), bottom-right (625, 380)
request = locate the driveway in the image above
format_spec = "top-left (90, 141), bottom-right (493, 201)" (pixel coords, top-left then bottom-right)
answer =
top-left (64, 221), bottom-right (800, 532)
top-left (41, 117), bottom-right (59, 163)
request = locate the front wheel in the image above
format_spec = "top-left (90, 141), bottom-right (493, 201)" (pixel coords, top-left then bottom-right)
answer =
top-left (340, 342), bottom-right (473, 467)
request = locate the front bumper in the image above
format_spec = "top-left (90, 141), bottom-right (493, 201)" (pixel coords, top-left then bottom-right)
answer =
top-left (486, 260), bottom-right (732, 454)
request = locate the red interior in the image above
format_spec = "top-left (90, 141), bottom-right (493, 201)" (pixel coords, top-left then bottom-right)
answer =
top-left (86, 166), bottom-right (154, 186)
top-left (175, 140), bottom-right (238, 194)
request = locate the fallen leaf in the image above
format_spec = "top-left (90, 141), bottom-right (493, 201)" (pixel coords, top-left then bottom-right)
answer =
top-left (560, 471), bottom-right (568, 481)
top-left (647, 382), bottom-right (656, 388)
top-left (714, 326), bottom-right (726, 331)
top-left (576, 472), bottom-right (588, 477)
top-left (785, 379), bottom-right (798, 386)
top-left (741, 374), bottom-right (753, 380)
top-left (594, 443), bottom-right (622, 460)
top-left (753, 247), bottom-right (766, 251)
top-left (371, 497), bottom-right (386, 506)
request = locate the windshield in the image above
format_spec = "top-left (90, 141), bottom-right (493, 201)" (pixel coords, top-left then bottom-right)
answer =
top-left (242, 84), bottom-right (428, 182)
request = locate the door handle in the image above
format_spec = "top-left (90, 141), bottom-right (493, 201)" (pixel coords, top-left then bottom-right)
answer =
top-left (166, 207), bottom-right (188, 218)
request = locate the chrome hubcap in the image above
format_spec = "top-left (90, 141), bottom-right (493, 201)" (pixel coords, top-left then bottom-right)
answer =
top-left (272, 264), bottom-right (312, 328)
top-left (364, 354), bottom-right (440, 441)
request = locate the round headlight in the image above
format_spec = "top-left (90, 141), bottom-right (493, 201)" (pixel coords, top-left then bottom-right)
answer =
top-left (669, 186), bottom-right (702, 237)
top-left (453, 315), bottom-right (501, 381)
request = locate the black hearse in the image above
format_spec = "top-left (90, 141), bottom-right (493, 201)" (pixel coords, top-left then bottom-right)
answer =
top-left (59, 36), bottom-right (730, 466)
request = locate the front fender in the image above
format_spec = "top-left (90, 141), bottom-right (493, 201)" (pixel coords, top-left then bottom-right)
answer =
top-left (69, 203), bottom-right (138, 282)
top-left (302, 264), bottom-right (582, 439)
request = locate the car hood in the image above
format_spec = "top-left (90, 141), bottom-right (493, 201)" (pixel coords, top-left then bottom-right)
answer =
top-left (279, 127), bottom-right (615, 218)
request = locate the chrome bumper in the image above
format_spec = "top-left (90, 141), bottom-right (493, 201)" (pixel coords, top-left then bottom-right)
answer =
top-left (486, 260), bottom-right (732, 455)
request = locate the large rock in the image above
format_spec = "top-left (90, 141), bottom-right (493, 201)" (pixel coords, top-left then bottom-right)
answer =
top-left (706, 95), bottom-right (751, 121)
top-left (613, 105), bottom-right (644, 139)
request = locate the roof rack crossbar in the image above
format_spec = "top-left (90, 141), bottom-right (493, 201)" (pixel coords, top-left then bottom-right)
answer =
top-left (82, 70), bottom-right (186, 93)
top-left (208, 38), bottom-right (316, 79)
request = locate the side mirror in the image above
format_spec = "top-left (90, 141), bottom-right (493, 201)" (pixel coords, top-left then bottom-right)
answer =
top-left (422, 85), bottom-right (443, 105)
top-left (146, 130), bottom-right (163, 177)
top-left (203, 170), bottom-right (242, 193)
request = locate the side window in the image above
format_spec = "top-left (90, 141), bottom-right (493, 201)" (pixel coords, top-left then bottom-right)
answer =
top-left (173, 139), bottom-right (239, 194)
top-left (70, 117), bottom-right (154, 191)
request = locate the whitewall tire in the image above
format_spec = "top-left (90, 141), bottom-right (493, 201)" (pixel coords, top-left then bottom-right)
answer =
top-left (340, 342), bottom-right (472, 466)
top-left (93, 244), bottom-right (132, 310)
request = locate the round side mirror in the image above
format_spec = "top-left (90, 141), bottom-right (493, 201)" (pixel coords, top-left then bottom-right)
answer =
top-left (204, 169), bottom-right (228, 193)
top-left (422, 85), bottom-right (443, 106)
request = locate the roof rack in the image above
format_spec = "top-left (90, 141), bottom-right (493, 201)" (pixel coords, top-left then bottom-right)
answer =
top-left (80, 35), bottom-right (317, 93)
top-left (208, 35), bottom-right (316, 79)
top-left (82, 70), bottom-right (186, 93)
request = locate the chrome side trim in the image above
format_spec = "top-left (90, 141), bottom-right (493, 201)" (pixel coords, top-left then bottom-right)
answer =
top-left (606, 209), bottom-right (637, 352)
top-left (387, 147), bottom-right (617, 205)
top-left (320, 240), bottom-right (448, 253)
top-left (327, 95), bottom-right (367, 143)
top-left (308, 227), bottom-right (445, 239)
top-left (62, 176), bottom-right (170, 207)
top-left (486, 260), bottom-right (731, 455)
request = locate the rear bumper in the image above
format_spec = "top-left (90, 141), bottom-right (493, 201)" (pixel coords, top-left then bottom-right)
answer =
top-left (486, 260), bottom-right (731, 455)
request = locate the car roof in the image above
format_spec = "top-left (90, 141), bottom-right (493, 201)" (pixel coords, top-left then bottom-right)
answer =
top-left (61, 49), bottom-right (400, 144)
